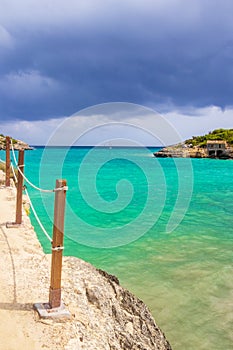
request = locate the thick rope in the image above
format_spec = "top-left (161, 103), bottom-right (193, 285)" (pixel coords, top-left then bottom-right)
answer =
top-left (52, 246), bottom-right (64, 251)
top-left (10, 162), bottom-right (18, 183)
top-left (24, 187), bottom-right (53, 243)
top-left (9, 159), bottom-right (52, 242)
top-left (10, 140), bottom-right (68, 193)
top-left (9, 140), bottom-right (67, 244)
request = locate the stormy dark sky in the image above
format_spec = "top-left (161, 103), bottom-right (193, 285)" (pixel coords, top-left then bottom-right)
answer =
top-left (0, 0), bottom-right (233, 144)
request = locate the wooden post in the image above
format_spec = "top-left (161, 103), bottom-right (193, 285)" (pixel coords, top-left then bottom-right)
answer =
top-left (15, 150), bottom-right (24, 224)
top-left (49, 179), bottom-right (67, 309)
top-left (5, 136), bottom-right (11, 187)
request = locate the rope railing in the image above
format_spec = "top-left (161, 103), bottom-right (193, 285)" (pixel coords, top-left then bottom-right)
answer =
top-left (6, 138), bottom-right (68, 311)
top-left (10, 140), bottom-right (68, 193)
top-left (24, 187), bottom-right (53, 243)
top-left (10, 162), bottom-right (18, 184)
top-left (9, 139), bottom-right (68, 243)
top-left (10, 152), bottom-right (53, 243)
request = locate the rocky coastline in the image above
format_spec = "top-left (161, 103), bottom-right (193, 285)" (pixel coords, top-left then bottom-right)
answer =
top-left (154, 129), bottom-right (233, 159)
top-left (0, 178), bottom-right (172, 349)
top-left (154, 143), bottom-right (233, 159)
top-left (0, 134), bottom-right (32, 150)
top-left (62, 257), bottom-right (172, 350)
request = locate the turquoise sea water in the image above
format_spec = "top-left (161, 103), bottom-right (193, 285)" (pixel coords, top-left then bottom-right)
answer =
top-left (7, 147), bottom-right (233, 349)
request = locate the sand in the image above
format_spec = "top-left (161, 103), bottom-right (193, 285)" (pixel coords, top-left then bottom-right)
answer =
top-left (0, 185), bottom-right (70, 349)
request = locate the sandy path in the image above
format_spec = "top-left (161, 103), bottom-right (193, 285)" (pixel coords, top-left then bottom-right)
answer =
top-left (0, 186), bottom-right (65, 350)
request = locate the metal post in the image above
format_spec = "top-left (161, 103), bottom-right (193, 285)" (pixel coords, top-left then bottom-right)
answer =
top-left (49, 179), bottom-right (67, 309)
top-left (15, 150), bottom-right (24, 224)
top-left (5, 136), bottom-right (11, 187)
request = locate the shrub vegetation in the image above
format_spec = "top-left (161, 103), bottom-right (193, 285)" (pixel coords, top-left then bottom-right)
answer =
top-left (185, 129), bottom-right (233, 147)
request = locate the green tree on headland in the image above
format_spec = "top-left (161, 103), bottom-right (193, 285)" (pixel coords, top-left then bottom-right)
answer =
top-left (185, 129), bottom-right (233, 147)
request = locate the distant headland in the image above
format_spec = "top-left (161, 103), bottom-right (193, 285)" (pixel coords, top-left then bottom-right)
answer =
top-left (154, 129), bottom-right (233, 159)
top-left (0, 134), bottom-right (32, 150)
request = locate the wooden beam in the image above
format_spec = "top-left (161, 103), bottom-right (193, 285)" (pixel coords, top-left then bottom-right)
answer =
top-left (5, 136), bottom-right (10, 187)
top-left (15, 150), bottom-right (24, 224)
top-left (49, 179), bottom-right (67, 309)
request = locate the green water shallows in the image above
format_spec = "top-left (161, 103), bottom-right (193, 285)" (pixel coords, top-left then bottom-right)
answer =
top-left (18, 147), bottom-right (233, 349)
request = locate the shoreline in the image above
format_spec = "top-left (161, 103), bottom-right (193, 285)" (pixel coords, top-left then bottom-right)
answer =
top-left (153, 142), bottom-right (233, 159)
top-left (0, 184), bottom-right (172, 350)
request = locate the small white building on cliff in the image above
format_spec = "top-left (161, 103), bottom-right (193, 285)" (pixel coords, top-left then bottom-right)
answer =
top-left (206, 140), bottom-right (227, 157)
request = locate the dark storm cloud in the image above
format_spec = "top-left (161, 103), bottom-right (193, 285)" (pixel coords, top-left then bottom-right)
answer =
top-left (1, 0), bottom-right (233, 121)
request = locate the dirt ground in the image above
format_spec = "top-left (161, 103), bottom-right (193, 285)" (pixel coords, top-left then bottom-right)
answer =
top-left (0, 186), bottom-right (69, 350)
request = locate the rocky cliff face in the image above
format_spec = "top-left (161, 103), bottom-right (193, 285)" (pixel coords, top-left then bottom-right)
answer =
top-left (62, 257), bottom-right (172, 350)
top-left (154, 144), bottom-right (206, 158)
top-left (0, 135), bottom-right (31, 150)
top-left (154, 143), bottom-right (233, 159)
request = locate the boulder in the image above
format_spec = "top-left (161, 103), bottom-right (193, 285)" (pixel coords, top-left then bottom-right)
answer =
top-left (62, 257), bottom-right (172, 350)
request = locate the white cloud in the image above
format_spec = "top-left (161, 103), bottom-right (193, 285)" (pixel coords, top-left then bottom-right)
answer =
top-left (1, 105), bottom-right (232, 146)
top-left (164, 106), bottom-right (233, 140)
top-left (0, 118), bottom-right (66, 145)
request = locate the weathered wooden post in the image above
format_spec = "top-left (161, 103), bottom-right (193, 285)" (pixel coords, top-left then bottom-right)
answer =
top-left (34, 179), bottom-right (69, 318)
top-left (49, 179), bottom-right (67, 309)
top-left (5, 136), bottom-right (11, 187)
top-left (15, 150), bottom-right (24, 224)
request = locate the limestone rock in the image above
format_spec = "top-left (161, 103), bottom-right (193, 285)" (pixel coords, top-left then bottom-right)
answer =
top-left (0, 169), bottom-right (5, 184)
top-left (154, 143), bottom-right (233, 159)
top-left (62, 257), bottom-right (172, 350)
top-left (154, 144), bottom-right (206, 158)
top-left (0, 134), bottom-right (32, 150)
